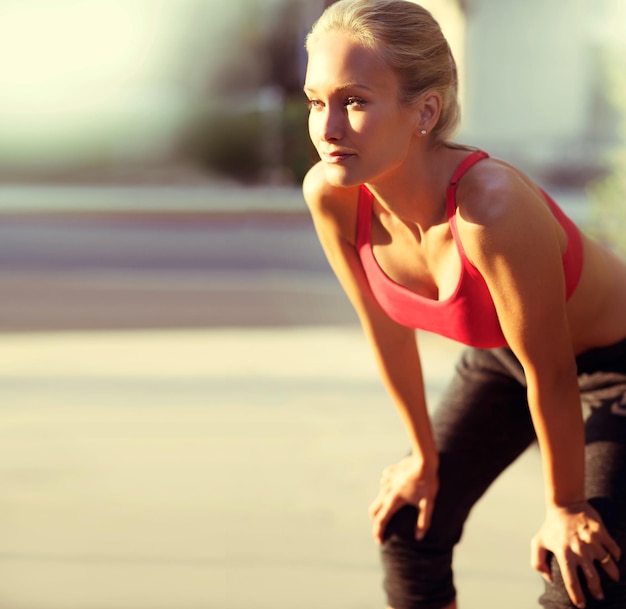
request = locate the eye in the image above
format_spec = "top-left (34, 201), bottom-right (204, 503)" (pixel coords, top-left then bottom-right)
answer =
top-left (306, 98), bottom-right (324, 111)
top-left (345, 96), bottom-right (366, 109)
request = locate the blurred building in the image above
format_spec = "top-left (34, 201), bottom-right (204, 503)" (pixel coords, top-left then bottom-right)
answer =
top-left (459, 0), bottom-right (625, 186)
top-left (307, 0), bottom-right (625, 188)
top-left (0, 0), bottom-right (623, 189)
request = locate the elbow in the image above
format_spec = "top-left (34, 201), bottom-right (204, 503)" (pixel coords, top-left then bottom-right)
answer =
top-left (524, 356), bottom-right (579, 398)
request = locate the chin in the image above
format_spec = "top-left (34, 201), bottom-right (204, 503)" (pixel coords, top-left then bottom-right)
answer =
top-left (322, 164), bottom-right (363, 188)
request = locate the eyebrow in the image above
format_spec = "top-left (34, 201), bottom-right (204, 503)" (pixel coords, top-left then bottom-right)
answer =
top-left (303, 83), bottom-right (375, 94)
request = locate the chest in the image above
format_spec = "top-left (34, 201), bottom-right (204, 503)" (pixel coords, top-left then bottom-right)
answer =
top-left (370, 210), bottom-right (462, 302)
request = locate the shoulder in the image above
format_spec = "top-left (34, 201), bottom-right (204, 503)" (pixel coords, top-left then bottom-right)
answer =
top-left (302, 161), bottom-right (361, 244)
top-left (454, 156), bottom-right (558, 246)
top-left (455, 156), bottom-right (545, 227)
top-left (453, 156), bottom-right (562, 264)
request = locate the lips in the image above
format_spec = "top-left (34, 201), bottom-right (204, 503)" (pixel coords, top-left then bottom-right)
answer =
top-left (321, 151), bottom-right (356, 163)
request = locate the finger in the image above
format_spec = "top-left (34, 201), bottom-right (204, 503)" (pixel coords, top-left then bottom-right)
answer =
top-left (597, 551), bottom-right (621, 583)
top-left (368, 492), bottom-right (385, 520)
top-left (596, 529), bottom-right (622, 581)
top-left (580, 560), bottom-right (604, 603)
top-left (415, 496), bottom-right (433, 541)
top-left (372, 497), bottom-right (397, 544)
top-left (378, 477), bottom-right (392, 493)
top-left (558, 554), bottom-right (586, 609)
top-left (372, 496), bottom-right (401, 544)
top-left (530, 538), bottom-right (553, 583)
top-left (602, 532), bottom-right (623, 563)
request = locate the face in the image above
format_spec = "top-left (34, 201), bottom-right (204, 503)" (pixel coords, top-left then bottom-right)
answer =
top-left (304, 31), bottom-right (420, 188)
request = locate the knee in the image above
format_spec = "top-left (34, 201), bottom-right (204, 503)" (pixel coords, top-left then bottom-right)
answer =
top-left (381, 506), bottom-right (456, 609)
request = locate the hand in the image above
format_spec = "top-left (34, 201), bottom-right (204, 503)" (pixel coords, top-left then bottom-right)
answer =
top-left (531, 501), bottom-right (622, 608)
top-left (368, 454), bottom-right (439, 544)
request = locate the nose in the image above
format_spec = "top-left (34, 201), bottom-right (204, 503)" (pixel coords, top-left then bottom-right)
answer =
top-left (314, 104), bottom-right (343, 143)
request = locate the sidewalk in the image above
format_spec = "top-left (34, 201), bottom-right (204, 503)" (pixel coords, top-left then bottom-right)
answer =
top-left (0, 327), bottom-right (544, 609)
top-left (0, 181), bottom-right (589, 224)
top-left (0, 183), bottom-right (307, 215)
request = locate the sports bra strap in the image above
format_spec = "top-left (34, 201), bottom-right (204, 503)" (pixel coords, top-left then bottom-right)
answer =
top-left (446, 150), bottom-right (490, 221)
top-left (449, 150), bottom-right (490, 186)
top-left (446, 150), bottom-right (490, 258)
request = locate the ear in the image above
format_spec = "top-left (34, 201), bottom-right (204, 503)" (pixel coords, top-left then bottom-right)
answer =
top-left (416, 91), bottom-right (442, 135)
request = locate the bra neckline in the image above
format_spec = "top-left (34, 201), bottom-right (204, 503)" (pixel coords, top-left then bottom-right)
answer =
top-left (360, 188), bottom-right (464, 305)
top-left (359, 150), bottom-right (490, 304)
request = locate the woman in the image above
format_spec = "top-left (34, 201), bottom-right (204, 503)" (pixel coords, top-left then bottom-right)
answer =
top-left (302, 1), bottom-right (626, 608)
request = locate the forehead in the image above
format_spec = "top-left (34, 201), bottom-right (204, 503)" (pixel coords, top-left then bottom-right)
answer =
top-left (304, 31), bottom-right (397, 93)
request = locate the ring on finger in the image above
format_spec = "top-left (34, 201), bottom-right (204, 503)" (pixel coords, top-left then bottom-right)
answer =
top-left (600, 553), bottom-right (612, 565)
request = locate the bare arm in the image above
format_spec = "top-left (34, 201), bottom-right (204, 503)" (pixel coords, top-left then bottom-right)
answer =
top-left (458, 169), bottom-right (621, 607)
top-left (303, 163), bottom-right (438, 539)
top-left (461, 176), bottom-right (583, 507)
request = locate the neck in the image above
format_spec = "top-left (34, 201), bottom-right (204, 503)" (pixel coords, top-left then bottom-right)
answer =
top-left (365, 143), bottom-right (464, 232)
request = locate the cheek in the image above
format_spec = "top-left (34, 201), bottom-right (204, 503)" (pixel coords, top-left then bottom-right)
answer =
top-left (350, 113), bottom-right (388, 141)
top-left (307, 112), bottom-right (323, 146)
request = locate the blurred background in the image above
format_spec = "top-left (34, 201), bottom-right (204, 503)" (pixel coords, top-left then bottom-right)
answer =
top-left (1, 0), bottom-right (624, 199)
top-left (1, 0), bottom-right (625, 331)
top-left (0, 1), bottom-right (624, 608)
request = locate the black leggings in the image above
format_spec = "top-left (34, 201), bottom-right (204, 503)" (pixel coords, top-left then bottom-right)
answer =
top-left (381, 339), bottom-right (626, 609)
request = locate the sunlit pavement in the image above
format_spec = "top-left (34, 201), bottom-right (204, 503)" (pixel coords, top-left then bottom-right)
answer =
top-left (0, 184), bottom-right (549, 607)
top-left (0, 327), bottom-right (544, 609)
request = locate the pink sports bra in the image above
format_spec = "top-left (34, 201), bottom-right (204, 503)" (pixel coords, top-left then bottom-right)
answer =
top-left (356, 150), bottom-right (584, 349)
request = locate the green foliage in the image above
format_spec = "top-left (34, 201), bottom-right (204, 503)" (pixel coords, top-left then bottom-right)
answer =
top-left (180, 96), bottom-right (316, 185)
top-left (178, 0), bottom-right (319, 185)
top-left (588, 150), bottom-right (626, 254)
top-left (180, 108), bottom-right (264, 183)
top-left (282, 97), bottom-right (318, 183)
top-left (587, 48), bottom-right (626, 254)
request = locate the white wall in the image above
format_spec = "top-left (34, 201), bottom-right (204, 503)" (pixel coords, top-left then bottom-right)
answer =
top-left (413, 0), bottom-right (467, 111)
top-left (458, 0), bottom-right (622, 176)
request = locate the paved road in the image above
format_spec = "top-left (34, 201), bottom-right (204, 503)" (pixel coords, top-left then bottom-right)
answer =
top-left (0, 210), bottom-right (357, 331)
top-left (0, 327), bottom-right (544, 609)
top-left (0, 181), bottom-right (590, 332)
top-left (0, 197), bottom-right (546, 608)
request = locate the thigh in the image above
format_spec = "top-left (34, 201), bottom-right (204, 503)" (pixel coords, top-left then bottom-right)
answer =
top-left (429, 347), bottom-right (536, 541)
top-left (381, 348), bottom-right (536, 609)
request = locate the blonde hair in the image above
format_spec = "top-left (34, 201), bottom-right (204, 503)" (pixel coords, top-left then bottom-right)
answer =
top-left (305, 0), bottom-right (460, 141)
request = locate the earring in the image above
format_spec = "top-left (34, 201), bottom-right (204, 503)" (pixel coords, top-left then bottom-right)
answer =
top-left (420, 129), bottom-right (427, 135)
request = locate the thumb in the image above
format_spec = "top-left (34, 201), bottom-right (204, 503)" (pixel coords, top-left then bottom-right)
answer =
top-left (530, 536), bottom-right (553, 583)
